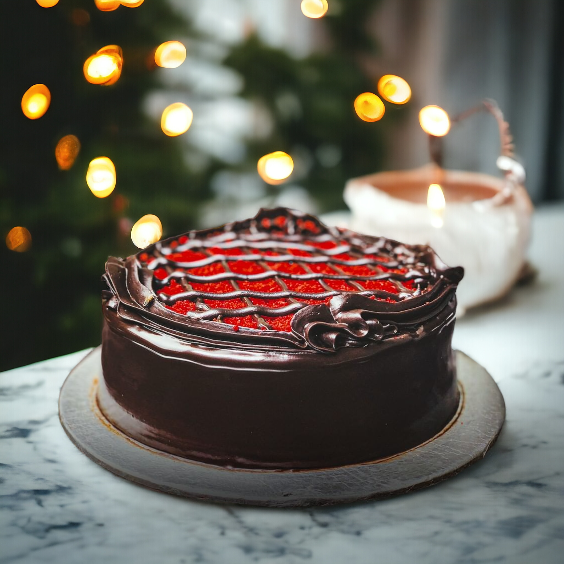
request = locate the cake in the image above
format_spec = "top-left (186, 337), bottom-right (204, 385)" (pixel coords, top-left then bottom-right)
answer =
top-left (100, 207), bottom-right (464, 470)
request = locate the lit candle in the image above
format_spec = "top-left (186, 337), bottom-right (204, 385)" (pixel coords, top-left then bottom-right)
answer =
top-left (161, 103), bottom-right (193, 136)
top-left (36, 0), bottom-right (59, 7)
top-left (257, 152), bottom-right (294, 185)
top-left (84, 46), bottom-right (123, 86)
top-left (345, 100), bottom-right (533, 312)
top-left (86, 157), bottom-right (116, 198)
top-left (354, 93), bottom-right (385, 122)
top-left (131, 215), bottom-right (162, 248)
top-left (21, 84), bottom-right (51, 120)
top-left (155, 41), bottom-right (186, 68)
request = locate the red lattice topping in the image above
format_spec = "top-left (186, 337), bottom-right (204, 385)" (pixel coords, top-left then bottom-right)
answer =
top-left (137, 209), bottom-right (433, 333)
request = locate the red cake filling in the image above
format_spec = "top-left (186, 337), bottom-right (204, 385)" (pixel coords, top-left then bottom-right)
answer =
top-left (142, 213), bottom-right (428, 333)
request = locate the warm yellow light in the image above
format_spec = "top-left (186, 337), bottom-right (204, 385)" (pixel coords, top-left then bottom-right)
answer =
top-left (354, 92), bottom-right (385, 122)
top-left (155, 41), bottom-right (187, 69)
top-left (21, 84), bottom-right (51, 120)
top-left (95, 0), bottom-right (120, 11)
top-left (427, 183), bottom-right (446, 228)
top-left (161, 103), bottom-right (193, 136)
top-left (86, 157), bottom-right (116, 198)
top-left (377, 75), bottom-right (411, 104)
top-left (419, 105), bottom-right (450, 137)
top-left (36, 0), bottom-right (59, 7)
top-left (6, 227), bottom-right (32, 253)
top-left (84, 46), bottom-right (123, 86)
top-left (257, 152), bottom-right (294, 185)
top-left (131, 215), bottom-right (163, 249)
top-left (55, 135), bottom-right (81, 171)
top-left (301, 0), bottom-right (328, 18)
top-left (120, 0), bottom-right (144, 7)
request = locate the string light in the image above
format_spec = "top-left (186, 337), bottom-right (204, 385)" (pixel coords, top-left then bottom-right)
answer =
top-left (155, 41), bottom-right (187, 68)
top-left (120, 0), bottom-right (144, 7)
top-left (257, 152), bottom-right (294, 185)
top-left (21, 84), bottom-right (51, 120)
top-left (354, 92), bottom-right (385, 122)
top-left (95, 0), bottom-right (120, 11)
top-left (427, 183), bottom-right (446, 228)
top-left (419, 105), bottom-right (450, 136)
top-left (301, 0), bottom-right (328, 19)
top-left (86, 157), bottom-right (116, 198)
top-left (36, 0), bottom-right (59, 7)
top-left (161, 103), bottom-right (193, 136)
top-left (377, 75), bottom-right (411, 104)
top-left (131, 215), bottom-right (162, 249)
top-left (84, 45), bottom-right (123, 86)
top-left (6, 227), bottom-right (32, 253)
top-left (55, 135), bottom-right (81, 170)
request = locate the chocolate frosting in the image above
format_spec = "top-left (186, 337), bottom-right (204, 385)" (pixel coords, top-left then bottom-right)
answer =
top-left (102, 207), bottom-right (463, 353)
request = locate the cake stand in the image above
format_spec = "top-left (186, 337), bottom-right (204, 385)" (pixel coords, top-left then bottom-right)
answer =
top-left (59, 348), bottom-right (505, 508)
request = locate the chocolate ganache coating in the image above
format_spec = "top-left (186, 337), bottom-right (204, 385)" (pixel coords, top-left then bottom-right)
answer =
top-left (100, 208), bottom-right (464, 470)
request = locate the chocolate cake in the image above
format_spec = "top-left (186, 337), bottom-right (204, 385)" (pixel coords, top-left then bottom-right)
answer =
top-left (100, 208), bottom-right (464, 470)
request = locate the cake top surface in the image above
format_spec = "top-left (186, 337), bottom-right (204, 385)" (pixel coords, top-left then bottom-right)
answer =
top-left (104, 208), bottom-right (463, 352)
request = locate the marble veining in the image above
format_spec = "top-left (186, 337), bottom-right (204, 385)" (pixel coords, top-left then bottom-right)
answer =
top-left (1, 206), bottom-right (563, 564)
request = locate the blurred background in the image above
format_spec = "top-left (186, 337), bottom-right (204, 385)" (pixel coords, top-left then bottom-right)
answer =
top-left (1, 0), bottom-right (562, 371)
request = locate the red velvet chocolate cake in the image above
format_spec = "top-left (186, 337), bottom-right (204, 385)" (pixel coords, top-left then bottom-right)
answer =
top-left (100, 208), bottom-right (464, 470)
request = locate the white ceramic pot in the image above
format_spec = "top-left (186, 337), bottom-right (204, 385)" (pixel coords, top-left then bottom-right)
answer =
top-left (344, 165), bottom-right (533, 313)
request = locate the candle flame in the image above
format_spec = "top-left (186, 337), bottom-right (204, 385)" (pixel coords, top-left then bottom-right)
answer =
top-left (257, 152), bottom-right (294, 185)
top-left (36, 0), bottom-right (59, 7)
top-left (95, 0), bottom-right (120, 11)
top-left (21, 84), bottom-right (51, 120)
top-left (55, 135), bottom-right (81, 170)
top-left (6, 227), bottom-right (32, 253)
top-left (377, 75), bottom-right (411, 105)
top-left (419, 105), bottom-right (450, 137)
top-left (427, 183), bottom-right (446, 228)
top-left (84, 46), bottom-right (123, 86)
top-left (161, 103), bottom-right (193, 136)
top-left (301, 0), bottom-right (328, 18)
top-left (131, 214), bottom-right (162, 249)
top-left (86, 157), bottom-right (116, 198)
top-left (354, 92), bottom-right (385, 122)
top-left (155, 41), bottom-right (187, 68)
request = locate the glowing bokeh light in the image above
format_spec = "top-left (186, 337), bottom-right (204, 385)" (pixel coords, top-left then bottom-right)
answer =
top-left (354, 92), bottom-right (385, 122)
top-left (257, 152), bottom-right (294, 185)
top-left (36, 0), bottom-right (59, 7)
top-left (55, 135), bottom-right (81, 170)
top-left (95, 0), bottom-right (120, 11)
top-left (131, 215), bottom-right (162, 249)
top-left (377, 75), bottom-right (411, 104)
top-left (161, 103), bottom-right (193, 136)
top-left (86, 157), bottom-right (116, 198)
top-left (84, 45), bottom-right (123, 86)
top-left (120, 0), bottom-right (144, 7)
top-left (419, 105), bottom-right (451, 137)
top-left (6, 227), bottom-right (32, 253)
top-left (427, 183), bottom-right (446, 228)
top-left (155, 41), bottom-right (187, 68)
top-left (21, 84), bottom-right (51, 120)
top-left (301, 0), bottom-right (328, 19)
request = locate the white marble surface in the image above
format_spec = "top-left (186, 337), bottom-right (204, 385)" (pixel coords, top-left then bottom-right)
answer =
top-left (1, 205), bottom-right (563, 564)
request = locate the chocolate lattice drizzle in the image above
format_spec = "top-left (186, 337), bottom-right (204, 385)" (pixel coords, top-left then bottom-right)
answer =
top-left (125, 208), bottom-right (462, 351)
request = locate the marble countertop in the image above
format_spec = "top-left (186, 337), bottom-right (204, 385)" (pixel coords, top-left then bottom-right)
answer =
top-left (1, 205), bottom-right (563, 564)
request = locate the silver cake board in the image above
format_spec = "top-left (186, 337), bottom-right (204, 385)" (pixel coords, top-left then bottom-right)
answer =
top-left (59, 347), bottom-right (505, 508)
